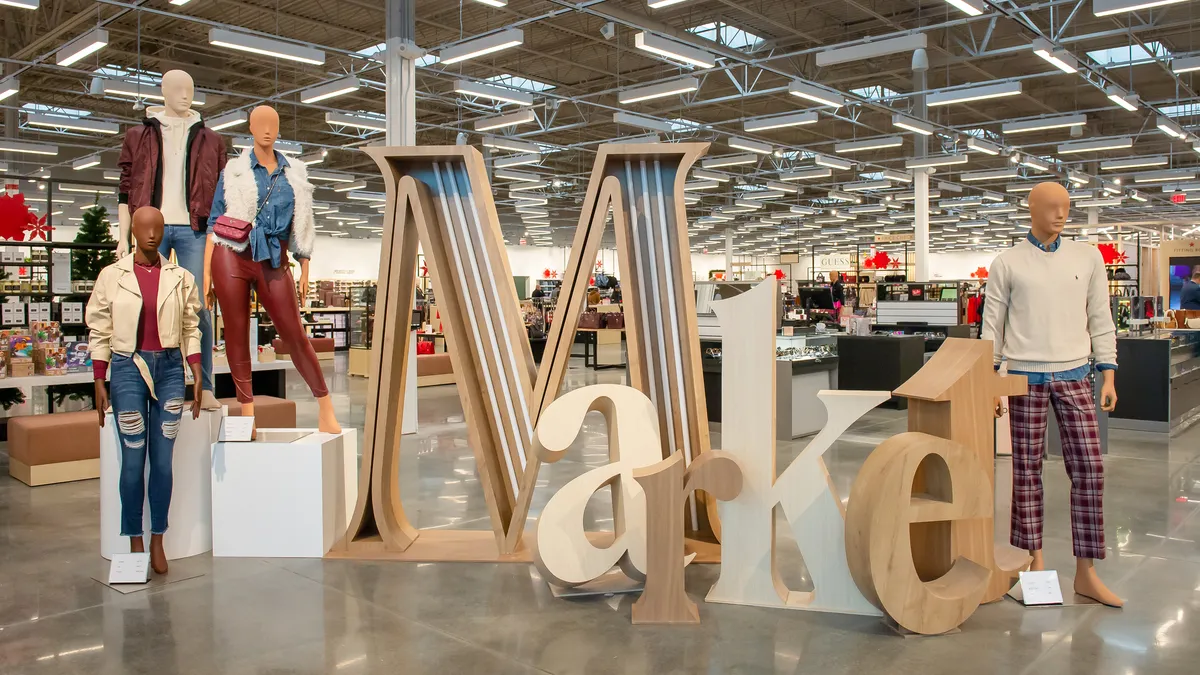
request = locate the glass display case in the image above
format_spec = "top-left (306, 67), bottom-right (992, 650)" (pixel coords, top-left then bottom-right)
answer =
top-left (1112, 330), bottom-right (1200, 435)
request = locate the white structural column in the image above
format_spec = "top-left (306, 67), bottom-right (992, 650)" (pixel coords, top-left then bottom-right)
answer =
top-left (385, 0), bottom-right (418, 145)
top-left (725, 227), bottom-right (734, 279)
top-left (914, 169), bottom-right (931, 281)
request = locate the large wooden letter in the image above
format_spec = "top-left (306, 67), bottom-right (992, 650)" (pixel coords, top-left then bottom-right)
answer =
top-left (893, 338), bottom-right (1030, 603)
top-left (704, 279), bottom-right (888, 615)
top-left (845, 432), bottom-right (993, 635)
top-left (633, 452), bottom-right (742, 625)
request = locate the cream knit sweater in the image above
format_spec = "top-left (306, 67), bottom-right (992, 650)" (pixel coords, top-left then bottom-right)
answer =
top-left (982, 237), bottom-right (1117, 373)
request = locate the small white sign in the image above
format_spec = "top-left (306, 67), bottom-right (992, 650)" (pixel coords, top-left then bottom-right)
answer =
top-left (108, 552), bottom-right (151, 584)
top-left (219, 416), bottom-right (256, 442)
top-left (1018, 570), bottom-right (1064, 606)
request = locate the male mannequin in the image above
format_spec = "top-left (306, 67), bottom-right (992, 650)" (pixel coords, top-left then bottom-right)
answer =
top-left (116, 69), bottom-right (224, 409)
top-left (983, 181), bottom-right (1122, 607)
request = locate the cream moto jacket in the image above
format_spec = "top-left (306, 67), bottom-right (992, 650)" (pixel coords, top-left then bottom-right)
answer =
top-left (87, 255), bottom-right (202, 394)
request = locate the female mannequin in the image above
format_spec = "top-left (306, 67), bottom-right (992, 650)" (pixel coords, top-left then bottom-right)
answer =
top-left (206, 105), bottom-right (341, 433)
top-left (89, 206), bottom-right (203, 575)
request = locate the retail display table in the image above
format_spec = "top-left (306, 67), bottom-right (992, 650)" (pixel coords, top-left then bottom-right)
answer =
top-left (1111, 331), bottom-right (1200, 435)
top-left (836, 335), bottom-right (925, 409)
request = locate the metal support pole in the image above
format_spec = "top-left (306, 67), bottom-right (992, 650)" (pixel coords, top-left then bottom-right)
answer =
top-left (912, 48), bottom-right (930, 282)
top-left (724, 227), bottom-right (734, 280)
top-left (385, 0), bottom-right (418, 146)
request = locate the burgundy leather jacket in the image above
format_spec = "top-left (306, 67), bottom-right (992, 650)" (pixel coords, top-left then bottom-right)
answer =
top-left (117, 117), bottom-right (227, 231)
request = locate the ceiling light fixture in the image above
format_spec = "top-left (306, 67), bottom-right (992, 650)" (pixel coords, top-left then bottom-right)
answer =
top-left (835, 136), bottom-right (903, 153)
top-left (1001, 114), bottom-right (1086, 134)
top-left (928, 81), bottom-right (1021, 107)
top-left (92, 78), bottom-right (207, 106)
top-left (1031, 38), bottom-right (1078, 74)
top-left (942, 0), bottom-right (987, 16)
top-left (618, 76), bottom-right (699, 104)
top-left (814, 154), bottom-right (854, 170)
top-left (1100, 155), bottom-right (1167, 170)
top-left (25, 113), bottom-right (119, 134)
top-left (892, 114), bottom-right (934, 136)
top-left (634, 31), bottom-right (715, 69)
top-left (308, 170), bottom-right (356, 183)
top-left (103, 170), bottom-right (119, 181)
top-left (684, 180), bottom-right (720, 191)
top-left (1077, 198), bottom-right (1123, 208)
top-left (494, 153), bottom-right (540, 168)
top-left (481, 136), bottom-right (540, 154)
top-left (743, 111), bottom-right (818, 132)
top-left (778, 167), bottom-right (831, 181)
top-left (842, 180), bottom-right (892, 192)
top-left (701, 153), bottom-right (757, 168)
top-left (1094, 0), bottom-right (1190, 17)
top-left (299, 150), bottom-right (326, 166)
top-left (1173, 55), bottom-right (1200, 74)
top-left (1057, 136), bottom-right (1133, 154)
top-left (0, 0), bottom-right (39, 8)
top-left (439, 28), bottom-right (523, 65)
top-left (764, 181), bottom-right (800, 194)
top-left (905, 154), bottom-right (968, 169)
top-left (208, 28), bottom-right (325, 65)
top-left (72, 155), bottom-right (101, 171)
top-left (965, 136), bottom-right (1003, 156)
top-left (1104, 85), bottom-right (1140, 112)
top-left (300, 76), bottom-right (361, 104)
top-left (324, 111), bottom-right (385, 132)
top-left (612, 111), bottom-right (675, 133)
top-left (454, 80), bottom-right (534, 106)
top-left (693, 169), bottom-right (730, 182)
top-left (56, 28), bottom-right (108, 66)
top-left (475, 108), bottom-right (536, 132)
top-left (787, 81), bottom-right (845, 108)
top-left (1067, 170), bottom-right (1090, 185)
top-left (333, 182), bottom-right (367, 192)
top-left (728, 136), bottom-right (773, 154)
top-left (879, 169), bottom-right (913, 183)
top-left (1156, 116), bottom-right (1187, 139)
top-left (207, 110), bottom-right (248, 131)
top-left (1019, 156), bottom-right (1051, 172)
top-left (959, 167), bottom-right (1021, 182)
top-left (1134, 169), bottom-right (1195, 183)
top-left (495, 169), bottom-right (541, 182)
top-left (0, 77), bottom-right (18, 103)
top-left (816, 33), bottom-right (927, 67)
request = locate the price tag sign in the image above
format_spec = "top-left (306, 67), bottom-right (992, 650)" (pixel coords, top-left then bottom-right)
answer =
top-left (108, 552), bottom-right (151, 584)
top-left (219, 416), bottom-right (256, 442)
top-left (1018, 570), bottom-right (1065, 606)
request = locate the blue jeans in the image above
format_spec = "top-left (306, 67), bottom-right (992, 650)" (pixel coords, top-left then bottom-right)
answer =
top-left (160, 225), bottom-right (213, 392)
top-left (111, 351), bottom-right (186, 537)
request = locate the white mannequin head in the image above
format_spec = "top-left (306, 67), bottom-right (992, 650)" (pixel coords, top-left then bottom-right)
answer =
top-left (160, 70), bottom-right (195, 117)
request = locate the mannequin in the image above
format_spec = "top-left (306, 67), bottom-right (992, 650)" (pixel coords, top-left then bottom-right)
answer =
top-left (116, 69), bottom-right (224, 410)
top-left (983, 181), bottom-right (1122, 607)
top-left (89, 207), bottom-right (203, 575)
top-left (206, 105), bottom-right (340, 434)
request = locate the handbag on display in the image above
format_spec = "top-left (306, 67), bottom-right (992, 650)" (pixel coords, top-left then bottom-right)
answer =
top-left (416, 340), bottom-right (434, 355)
top-left (578, 311), bottom-right (602, 329)
top-left (603, 312), bottom-right (625, 329)
top-left (213, 172), bottom-right (282, 243)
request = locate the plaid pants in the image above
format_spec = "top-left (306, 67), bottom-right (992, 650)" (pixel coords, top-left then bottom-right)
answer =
top-left (1009, 378), bottom-right (1106, 559)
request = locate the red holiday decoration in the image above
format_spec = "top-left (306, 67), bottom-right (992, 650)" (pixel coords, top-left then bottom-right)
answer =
top-left (773, 269), bottom-right (786, 280)
top-left (0, 192), bottom-right (39, 241)
top-left (862, 251), bottom-right (893, 269)
top-left (543, 268), bottom-right (552, 279)
top-left (27, 217), bottom-right (52, 241)
top-left (589, 276), bottom-right (595, 286)
top-left (1097, 243), bottom-right (1127, 265)
top-left (420, 262), bottom-right (428, 277)
top-left (970, 266), bottom-right (989, 279)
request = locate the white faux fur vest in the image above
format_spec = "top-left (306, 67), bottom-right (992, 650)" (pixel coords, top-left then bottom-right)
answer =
top-left (212, 148), bottom-right (315, 260)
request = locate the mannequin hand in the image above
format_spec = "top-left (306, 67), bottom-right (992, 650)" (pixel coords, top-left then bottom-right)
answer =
top-left (95, 380), bottom-right (109, 427)
top-left (1100, 381), bottom-right (1118, 412)
top-left (299, 273), bottom-right (309, 304)
top-left (994, 397), bottom-right (1007, 419)
top-left (116, 239), bottom-right (130, 259)
top-left (192, 382), bottom-right (203, 420)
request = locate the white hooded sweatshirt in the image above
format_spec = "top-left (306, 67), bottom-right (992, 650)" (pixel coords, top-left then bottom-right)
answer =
top-left (148, 106), bottom-right (202, 225)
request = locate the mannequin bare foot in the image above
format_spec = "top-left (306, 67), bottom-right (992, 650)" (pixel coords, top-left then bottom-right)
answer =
top-left (316, 395), bottom-right (342, 434)
top-left (1074, 558), bottom-right (1122, 607)
top-left (129, 535), bottom-right (145, 553)
top-left (242, 402), bottom-right (257, 439)
top-left (200, 390), bottom-right (222, 410)
top-left (149, 534), bottom-right (168, 575)
top-left (1029, 549), bottom-right (1045, 571)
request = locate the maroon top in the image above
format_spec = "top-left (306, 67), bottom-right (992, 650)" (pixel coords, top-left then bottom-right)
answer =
top-left (93, 258), bottom-right (201, 380)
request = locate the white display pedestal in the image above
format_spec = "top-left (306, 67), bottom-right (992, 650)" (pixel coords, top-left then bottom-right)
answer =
top-left (100, 407), bottom-right (225, 561)
top-left (211, 429), bottom-right (357, 558)
top-left (403, 330), bottom-right (417, 435)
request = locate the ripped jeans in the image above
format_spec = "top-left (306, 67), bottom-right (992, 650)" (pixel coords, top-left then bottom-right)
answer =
top-left (110, 350), bottom-right (186, 537)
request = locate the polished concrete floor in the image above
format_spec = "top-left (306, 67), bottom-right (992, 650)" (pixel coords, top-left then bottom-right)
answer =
top-left (2, 353), bottom-right (1200, 674)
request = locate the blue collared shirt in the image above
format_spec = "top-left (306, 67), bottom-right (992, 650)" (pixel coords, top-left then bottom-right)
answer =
top-left (1004, 231), bottom-right (1115, 381)
top-left (208, 150), bottom-right (303, 269)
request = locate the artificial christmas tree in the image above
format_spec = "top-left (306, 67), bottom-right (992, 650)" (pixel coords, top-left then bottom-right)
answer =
top-left (72, 204), bottom-right (117, 283)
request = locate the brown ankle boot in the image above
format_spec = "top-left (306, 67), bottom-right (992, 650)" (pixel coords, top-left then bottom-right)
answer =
top-left (129, 536), bottom-right (145, 554)
top-left (149, 534), bottom-right (168, 575)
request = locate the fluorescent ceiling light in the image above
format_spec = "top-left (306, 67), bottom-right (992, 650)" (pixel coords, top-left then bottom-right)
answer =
top-left (300, 76), bottom-right (361, 104)
top-left (308, 170), bottom-right (356, 183)
top-left (942, 0), bottom-right (987, 16)
top-left (1031, 38), bottom-right (1078, 74)
top-left (510, 193), bottom-right (548, 205)
top-left (1134, 169), bottom-right (1195, 183)
top-left (634, 32), bottom-right (715, 69)
top-left (928, 81), bottom-right (1022, 107)
top-left (1100, 155), bottom-right (1167, 170)
top-left (208, 28), bottom-right (325, 65)
top-left (1094, 0), bottom-right (1189, 17)
top-left (906, 154), bottom-right (968, 169)
top-left (790, 205), bottom-right (818, 215)
top-left (72, 155), bottom-right (101, 171)
top-left (744, 111), bottom-right (818, 132)
top-left (57, 28), bottom-right (108, 67)
top-left (693, 169), bottom-right (730, 182)
top-left (482, 136), bottom-right (540, 154)
top-left (1002, 114), bottom-right (1086, 134)
top-left (1057, 137), bottom-right (1133, 154)
top-left (847, 204), bottom-right (888, 214)
top-left (299, 150), bottom-right (326, 166)
top-left (103, 170), bottom-right (119, 180)
top-left (879, 169), bottom-right (913, 183)
top-left (960, 167), bottom-right (1020, 182)
top-left (826, 190), bottom-right (860, 203)
top-left (509, 181), bottom-right (549, 192)
top-left (333, 182), bottom-right (368, 193)
top-left (685, 180), bottom-right (720, 191)
top-left (815, 154), bottom-right (854, 170)
top-left (1077, 198), bottom-right (1123, 208)
top-left (788, 81), bottom-right (844, 108)
top-left (778, 168), bottom-right (831, 181)
top-left (0, 0), bottom-right (39, 8)
top-left (734, 199), bottom-right (764, 210)
top-left (612, 111), bottom-right (675, 133)
top-left (834, 136), bottom-right (903, 153)
top-left (965, 137), bottom-right (1003, 155)
top-left (59, 184), bottom-right (114, 195)
top-left (207, 110), bottom-right (248, 131)
top-left (475, 108), bottom-right (536, 132)
top-left (728, 136), bottom-right (772, 154)
top-left (233, 138), bottom-right (302, 155)
top-left (1104, 85), bottom-right (1140, 112)
top-left (25, 113), bottom-right (119, 134)
top-left (347, 191), bottom-right (387, 202)
top-left (892, 114), bottom-right (934, 136)
top-left (325, 112), bottom-right (385, 132)
top-left (1173, 55), bottom-right (1200, 74)
top-left (618, 76), bottom-right (699, 104)
top-left (495, 169), bottom-right (540, 182)
top-left (816, 33), bottom-right (927, 67)
top-left (1130, 191), bottom-right (1148, 202)
top-left (92, 78), bottom-right (207, 106)
top-left (454, 80), bottom-right (534, 106)
top-left (940, 197), bottom-right (984, 207)
top-left (471, 0), bottom-right (507, 6)
top-left (842, 180), bottom-right (891, 192)
top-left (1067, 170), bottom-right (1090, 185)
top-left (1156, 116), bottom-right (1186, 139)
top-left (764, 181), bottom-right (800, 194)
top-left (701, 153), bottom-right (756, 168)
top-left (439, 28), bottom-right (523, 65)
top-left (495, 153), bottom-right (540, 168)
top-left (0, 77), bottom-right (18, 103)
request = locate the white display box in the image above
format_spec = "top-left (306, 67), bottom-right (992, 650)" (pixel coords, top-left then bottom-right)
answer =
top-left (101, 407), bottom-right (225, 560)
top-left (211, 429), bottom-right (357, 558)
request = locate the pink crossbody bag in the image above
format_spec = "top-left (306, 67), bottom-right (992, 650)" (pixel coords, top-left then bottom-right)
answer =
top-left (212, 171), bottom-right (282, 243)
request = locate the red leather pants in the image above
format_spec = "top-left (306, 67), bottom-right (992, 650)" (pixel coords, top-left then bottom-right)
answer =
top-left (212, 245), bottom-right (329, 403)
